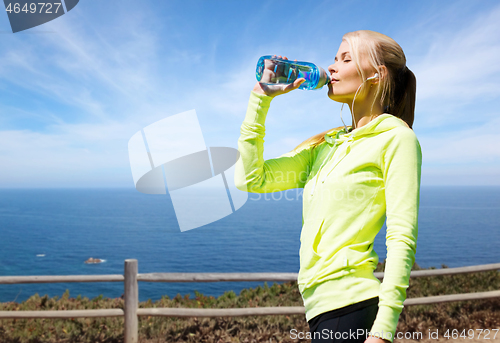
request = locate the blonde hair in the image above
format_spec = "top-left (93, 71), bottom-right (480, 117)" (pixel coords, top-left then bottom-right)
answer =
top-left (292, 30), bottom-right (416, 153)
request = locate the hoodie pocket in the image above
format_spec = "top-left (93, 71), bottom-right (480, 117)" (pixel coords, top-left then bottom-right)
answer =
top-left (298, 218), bottom-right (325, 284)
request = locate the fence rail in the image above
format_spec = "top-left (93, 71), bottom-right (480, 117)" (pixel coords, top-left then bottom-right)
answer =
top-left (0, 275), bottom-right (124, 284)
top-left (3, 263), bottom-right (500, 285)
top-left (1, 260), bottom-right (499, 343)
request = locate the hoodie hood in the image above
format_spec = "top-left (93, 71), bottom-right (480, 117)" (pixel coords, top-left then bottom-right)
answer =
top-left (324, 113), bottom-right (409, 146)
top-left (310, 113), bottom-right (410, 196)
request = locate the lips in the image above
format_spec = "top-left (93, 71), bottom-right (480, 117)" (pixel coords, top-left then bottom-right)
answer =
top-left (330, 76), bottom-right (339, 83)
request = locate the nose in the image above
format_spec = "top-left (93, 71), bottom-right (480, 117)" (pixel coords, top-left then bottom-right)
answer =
top-left (327, 63), bottom-right (337, 75)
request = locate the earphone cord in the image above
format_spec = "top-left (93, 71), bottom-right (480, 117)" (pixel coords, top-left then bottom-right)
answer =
top-left (350, 80), bottom-right (367, 130)
top-left (339, 103), bottom-right (347, 133)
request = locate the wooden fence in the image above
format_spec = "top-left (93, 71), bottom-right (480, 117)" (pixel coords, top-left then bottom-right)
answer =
top-left (1, 259), bottom-right (499, 343)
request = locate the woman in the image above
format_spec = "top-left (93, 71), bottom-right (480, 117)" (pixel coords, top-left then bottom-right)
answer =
top-left (235, 30), bottom-right (422, 343)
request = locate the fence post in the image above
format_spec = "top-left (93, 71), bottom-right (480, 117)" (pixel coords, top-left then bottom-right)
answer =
top-left (124, 259), bottom-right (138, 343)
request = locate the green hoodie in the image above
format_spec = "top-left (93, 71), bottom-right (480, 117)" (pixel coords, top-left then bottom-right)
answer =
top-left (235, 91), bottom-right (422, 342)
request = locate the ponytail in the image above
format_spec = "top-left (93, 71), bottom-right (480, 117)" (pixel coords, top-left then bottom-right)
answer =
top-left (385, 66), bottom-right (416, 129)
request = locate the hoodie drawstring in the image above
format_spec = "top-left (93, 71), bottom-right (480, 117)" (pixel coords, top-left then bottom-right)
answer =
top-left (320, 136), bottom-right (354, 184)
top-left (310, 129), bottom-right (350, 196)
top-left (310, 145), bottom-right (337, 196)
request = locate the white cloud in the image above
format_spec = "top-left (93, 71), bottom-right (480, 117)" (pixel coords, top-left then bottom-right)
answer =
top-left (0, 122), bottom-right (135, 188)
top-left (421, 165), bottom-right (500, 186)
top-left (413, 4), bottom-right (500, 118)
top-left (420, 131), bottom-right (500, 165)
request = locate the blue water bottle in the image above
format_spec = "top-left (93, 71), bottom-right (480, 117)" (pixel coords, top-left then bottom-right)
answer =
top-left (256, 55), bottom-right (331, 90)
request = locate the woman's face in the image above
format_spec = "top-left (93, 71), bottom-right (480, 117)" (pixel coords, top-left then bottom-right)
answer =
top-left (327, 40), bottom-right (371, 103)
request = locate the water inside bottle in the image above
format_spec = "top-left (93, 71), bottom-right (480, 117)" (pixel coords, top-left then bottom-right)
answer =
top-left (256, 56), bottom-right (321, 90)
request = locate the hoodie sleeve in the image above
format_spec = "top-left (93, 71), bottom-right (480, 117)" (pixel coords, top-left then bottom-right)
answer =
top-left (369, 128), bottom-right (422, 342)
top-left (234, 91), bottom-right (312, 193)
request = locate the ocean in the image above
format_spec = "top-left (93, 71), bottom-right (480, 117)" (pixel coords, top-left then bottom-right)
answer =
top-left (0, 186), bottom-right (499, 303)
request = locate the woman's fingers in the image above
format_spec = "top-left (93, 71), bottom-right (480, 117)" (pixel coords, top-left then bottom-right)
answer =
top-left (293, 77), bottom-right (306, 88)
top-left (283, 78), bottom-right (306, 93)
top-left (254, 56), bottom-right (304, 97)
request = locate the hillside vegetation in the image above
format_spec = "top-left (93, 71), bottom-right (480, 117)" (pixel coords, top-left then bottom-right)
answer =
top-left (0, 262), bottom-right (499, 342)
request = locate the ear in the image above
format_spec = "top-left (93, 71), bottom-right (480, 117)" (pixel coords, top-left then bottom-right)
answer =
top-left (370, 65), bottom-right (388, 85)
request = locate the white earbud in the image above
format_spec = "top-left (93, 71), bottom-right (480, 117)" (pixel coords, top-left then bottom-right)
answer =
top-left (366, 73), bottom-right (379, 81)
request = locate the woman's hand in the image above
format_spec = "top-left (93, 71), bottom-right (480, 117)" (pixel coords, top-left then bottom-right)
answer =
top-left (252, 55), bottom-right (306, 98)
top-left (364, 336), bottom-right (391, 343)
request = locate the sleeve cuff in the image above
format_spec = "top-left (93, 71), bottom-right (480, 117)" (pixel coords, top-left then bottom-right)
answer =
top-left (368, 304), bottom-right (401, 343)
top-left (244, 91), bottom-right (273, 124)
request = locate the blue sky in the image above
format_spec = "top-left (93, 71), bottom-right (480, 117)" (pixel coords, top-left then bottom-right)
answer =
top-left (0, 0), bottom-right (499, 188)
